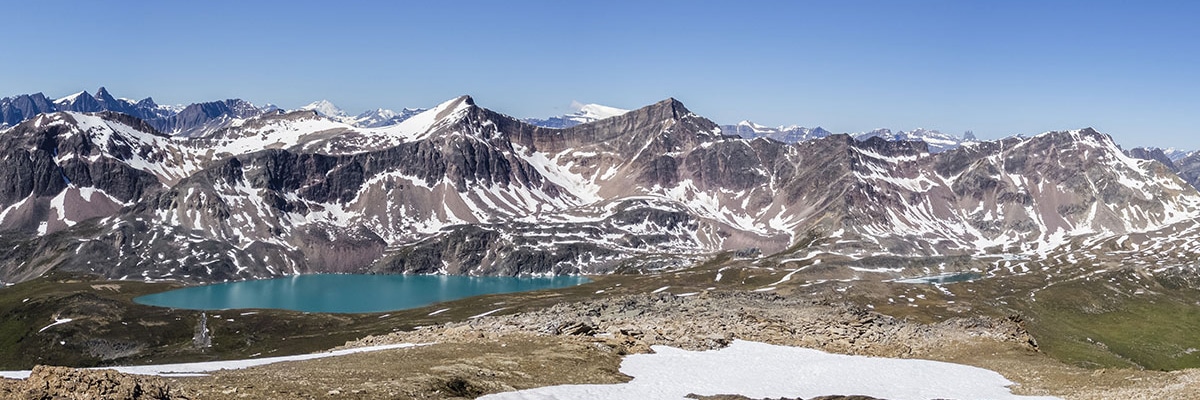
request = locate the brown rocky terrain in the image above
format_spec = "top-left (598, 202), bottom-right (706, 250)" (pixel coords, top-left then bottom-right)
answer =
top-left (343, 292), bottom-right (1039, 359)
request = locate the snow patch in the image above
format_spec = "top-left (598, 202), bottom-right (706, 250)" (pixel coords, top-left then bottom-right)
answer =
top-left (0, 343), bottom-right (423, 379)
top-left (37, 317), bottom-right (74, 333)
top-left (480, 340), bottom-right (1057, 400)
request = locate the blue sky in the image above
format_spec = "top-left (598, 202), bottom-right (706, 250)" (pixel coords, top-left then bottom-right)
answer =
top-left (3, 1), bottom-right (1197, 148)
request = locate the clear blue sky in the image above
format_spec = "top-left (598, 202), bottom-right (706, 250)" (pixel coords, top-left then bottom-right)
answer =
top-left (2, 1), bottom-right (1197, 148)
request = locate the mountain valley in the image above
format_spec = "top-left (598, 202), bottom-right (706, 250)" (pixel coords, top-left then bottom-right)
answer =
top-left (2, 88), bottom-right (1200, 398)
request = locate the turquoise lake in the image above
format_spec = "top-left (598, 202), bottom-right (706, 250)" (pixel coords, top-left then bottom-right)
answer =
top-left (133, 274), bottom-right (590, 313)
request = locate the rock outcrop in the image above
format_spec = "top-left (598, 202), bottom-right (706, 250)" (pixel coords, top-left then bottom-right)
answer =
top-left (0, 365), bottom-right (176, 399)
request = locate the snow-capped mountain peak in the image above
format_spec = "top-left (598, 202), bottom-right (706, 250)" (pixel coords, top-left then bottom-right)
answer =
top-left (569, 101), bottom-right (629, 122)
top-left (524, 101), bottom-right (630, 128)
top-left (299, 100), bottom-right (348, 118)
top-left (736, 120), bottom-right (776, 133)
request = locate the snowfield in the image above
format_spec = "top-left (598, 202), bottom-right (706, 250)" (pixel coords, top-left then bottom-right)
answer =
top-left (481, 340), bottom-right (1059, 400)
top-left (0, 343), bottom-right (422, 379)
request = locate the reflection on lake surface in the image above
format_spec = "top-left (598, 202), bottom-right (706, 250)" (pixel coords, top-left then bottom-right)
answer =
top-left (134, 274), bottom-right (589, 313)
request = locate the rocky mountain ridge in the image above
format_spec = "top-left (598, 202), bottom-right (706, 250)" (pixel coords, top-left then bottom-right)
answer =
top-left (1, 92), bottom-right (1198, 285)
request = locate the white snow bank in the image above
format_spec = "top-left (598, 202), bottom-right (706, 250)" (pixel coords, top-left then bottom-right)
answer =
top-left (0, 343), bottom-right (422, 379)
top-left (37, 317), bottom-right (74, 333)
top-left (479, 340), bottom-right (1058, 400)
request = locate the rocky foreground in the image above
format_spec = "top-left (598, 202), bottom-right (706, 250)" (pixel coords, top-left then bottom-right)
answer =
top-left (4, 291), bottom-right (1199, 399)
top-left (0, 365), bottom-right (172, 399)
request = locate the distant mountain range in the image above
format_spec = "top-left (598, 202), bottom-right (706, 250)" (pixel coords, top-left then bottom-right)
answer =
top-left (2, 87), bottom-right (1200, 287)
top-left (9, 89), bottom-right (1180, 157)
top-left (0, 87), bottom-right (263, 137)
top-left (718, 122), bottom-right (976, 153)
top-left (298, 99), bottom-right (426, 128)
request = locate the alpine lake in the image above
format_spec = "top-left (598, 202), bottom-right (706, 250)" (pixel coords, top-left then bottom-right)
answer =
top-left (134, 274), bottom-right (590, 313)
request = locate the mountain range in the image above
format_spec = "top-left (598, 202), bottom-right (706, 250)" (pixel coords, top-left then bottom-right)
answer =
top-left (1, 88), bottom-right (1199, 287)
top-left (0, 88), bottom-right (265, 138)
top-left (719, 122), bottom-right (975, 153)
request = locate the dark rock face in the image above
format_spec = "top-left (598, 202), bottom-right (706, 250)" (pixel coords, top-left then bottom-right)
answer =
top-left (373, 199), bottom-right (697, 276)
top-left (1166, 151), bottom-right (1200, 191)
top-left (0, 114), bottom-right (161, 208)
top-left (0, 93), bottom-right (57, 126)
top-left (163, 99), bottom-right (261, 136)
top-left (1126, 147), bottom-right (1178, 172)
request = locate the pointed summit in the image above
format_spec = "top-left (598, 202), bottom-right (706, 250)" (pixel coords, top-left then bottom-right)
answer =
top-left (376, 95), bottom-right (479, 141)
top-left (93, 87), bottom-right (120, 110)
top-left (644, 97), bottom-right (694, 121)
